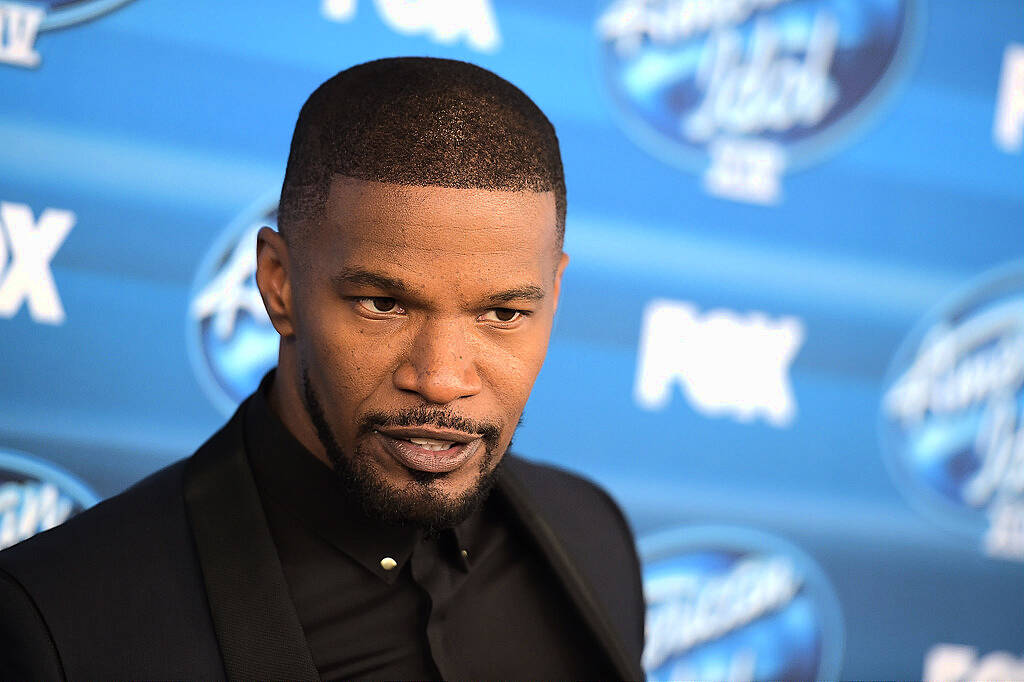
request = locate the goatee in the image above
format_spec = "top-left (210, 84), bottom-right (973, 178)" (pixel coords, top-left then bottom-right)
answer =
top-left (301, 367), bottom-right (505, 533)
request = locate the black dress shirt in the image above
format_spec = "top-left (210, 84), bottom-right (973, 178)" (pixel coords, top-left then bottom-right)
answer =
top-left (243, 384), bottom-right (609, 680)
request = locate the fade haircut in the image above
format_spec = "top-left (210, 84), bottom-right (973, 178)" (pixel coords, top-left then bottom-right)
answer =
top-left (277, 57), bottom-right (566, 246)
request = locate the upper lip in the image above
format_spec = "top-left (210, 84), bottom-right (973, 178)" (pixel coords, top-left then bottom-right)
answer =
top-left (374, 425), bottom-right (479, 444)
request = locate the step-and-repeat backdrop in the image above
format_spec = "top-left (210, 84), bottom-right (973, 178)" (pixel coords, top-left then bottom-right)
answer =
top-left (1, 0), bottom-right (1022, 678)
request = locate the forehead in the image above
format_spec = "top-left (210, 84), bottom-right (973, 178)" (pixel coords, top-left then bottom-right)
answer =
top-left (311, 177), bottom-right (560, 279)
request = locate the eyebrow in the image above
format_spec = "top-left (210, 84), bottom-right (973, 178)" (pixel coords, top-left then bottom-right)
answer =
top-left (331, 267), bottom-right (409, 294)
top-left (485, 285), bottom-right (546, 304)
top-left (330, 267), bottom-right (546, 304)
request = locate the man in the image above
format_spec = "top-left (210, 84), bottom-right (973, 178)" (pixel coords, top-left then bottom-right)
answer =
top-left (0, 57), bottom-right (644, 679)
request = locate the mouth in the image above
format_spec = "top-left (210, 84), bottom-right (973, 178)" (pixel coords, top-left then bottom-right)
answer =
top-left (373, 426), bottom-right (482, 474)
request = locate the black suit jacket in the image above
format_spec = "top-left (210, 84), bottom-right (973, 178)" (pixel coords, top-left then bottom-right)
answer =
top-left (0, 402), bottom-right (645, 680)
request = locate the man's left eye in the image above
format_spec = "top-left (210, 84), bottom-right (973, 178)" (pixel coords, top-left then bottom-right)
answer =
top-left (480, 308), bottom-right (523, 324)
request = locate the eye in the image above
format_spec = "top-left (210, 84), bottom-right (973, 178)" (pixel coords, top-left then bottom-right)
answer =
top-left (355, 297), bottom-right (404, 315)
top-left (480, 308), bottom-right (525, 324)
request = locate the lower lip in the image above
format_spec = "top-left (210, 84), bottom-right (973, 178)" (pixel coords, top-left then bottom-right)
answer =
top-left (374, 432), bottom-right (481, 474)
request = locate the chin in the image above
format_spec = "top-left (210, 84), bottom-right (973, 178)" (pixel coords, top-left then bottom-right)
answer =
top-left (332, 441), bottom-right (505, 532)
top-left (300, 365), bottom-right (508, 529)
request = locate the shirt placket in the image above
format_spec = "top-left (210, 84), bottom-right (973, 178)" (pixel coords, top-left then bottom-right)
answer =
top-left (409, 531), bottom-right (469, 680)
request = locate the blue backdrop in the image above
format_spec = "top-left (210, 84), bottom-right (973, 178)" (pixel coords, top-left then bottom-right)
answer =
top-left (1, 0), bottom-right (1022, 679)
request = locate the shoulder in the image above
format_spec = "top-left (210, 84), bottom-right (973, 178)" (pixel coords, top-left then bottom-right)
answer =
top-left (503, 454), bottom-right (636, 546)
top-left (0, 458), bottom-right (189, 579)
top-left (0, 458), bottom-right (221, 677)
top-left (502, 454), bottom-right (646, 661)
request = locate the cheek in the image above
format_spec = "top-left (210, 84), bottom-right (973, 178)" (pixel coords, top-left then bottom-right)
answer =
top-left (304, 313), bottom-right (402, 412)
top-left (480, 325), bottom-right (552, 409)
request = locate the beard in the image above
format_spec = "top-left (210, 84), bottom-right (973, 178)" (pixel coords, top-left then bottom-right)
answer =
top-left (301, 367), bottom-right (506, 532)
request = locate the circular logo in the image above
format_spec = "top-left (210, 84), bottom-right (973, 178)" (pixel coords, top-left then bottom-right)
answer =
top-left (27, 0), bottom-right (137, 31)
top-left (596, 0), bottom-right (919, 175)
top-left (881, 262), bottom-right (1024, 561)
top-left (0, 449), bottom-right (100, 551)
top-left (188, 194), bottom-right (280, 415)
top-left (1, 1), bottom-right (138, 69)
top-left (640, 525), bottom-right (844, 681)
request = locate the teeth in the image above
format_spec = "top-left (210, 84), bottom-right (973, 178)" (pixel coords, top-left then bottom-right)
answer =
top-left (407, 437), bottom-right (454, 451)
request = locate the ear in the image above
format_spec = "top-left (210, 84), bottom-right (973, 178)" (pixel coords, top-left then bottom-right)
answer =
top-left (256, 226), bottom-right (295, 337)
top-left (551, 251), bottom-right (569, 314)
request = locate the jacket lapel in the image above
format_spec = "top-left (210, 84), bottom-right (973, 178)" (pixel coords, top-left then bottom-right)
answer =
top-left (497, 466), bottom-right (643, 681)
top-left (182, 400), bottom-right (639, 681)
top-left (183, 404), bottom-right (320, 681)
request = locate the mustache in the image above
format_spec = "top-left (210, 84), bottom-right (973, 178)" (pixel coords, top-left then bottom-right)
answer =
top-left (358, 406), bottom-right (502, 447)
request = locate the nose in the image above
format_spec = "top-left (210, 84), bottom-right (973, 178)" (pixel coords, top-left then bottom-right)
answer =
top-left (392, 319), bottom-right (482, 405)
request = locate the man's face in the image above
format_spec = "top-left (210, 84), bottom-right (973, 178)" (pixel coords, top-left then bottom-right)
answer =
top-left (264, 177), bottom-right (567, 527)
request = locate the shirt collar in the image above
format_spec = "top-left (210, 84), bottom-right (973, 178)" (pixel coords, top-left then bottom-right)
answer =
top-left (244, 372), bottom-right (426, 584)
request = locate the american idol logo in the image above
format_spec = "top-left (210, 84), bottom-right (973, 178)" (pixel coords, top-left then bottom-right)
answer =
top-left (641, 525), bottom-right (844, 681)
top-left (882, 262), bottom-right (1024, 562)
top-left (0, 449), bottom-right (100, 550)
top-left (0, 0), bottom-right (137, 68)
top-left (188, 194), bottom-right (279, 415)
top-left (596, 0), bottom-right (919, 204)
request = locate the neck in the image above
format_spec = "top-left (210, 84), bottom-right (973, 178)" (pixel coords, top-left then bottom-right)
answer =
top-left (268, 345), bottom-right (334, 470)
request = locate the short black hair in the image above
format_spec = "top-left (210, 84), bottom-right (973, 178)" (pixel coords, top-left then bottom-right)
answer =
top-left (278, 57), bottom-right (566, 245)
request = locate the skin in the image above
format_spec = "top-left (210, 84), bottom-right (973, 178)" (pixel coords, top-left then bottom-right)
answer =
top-left (255, 176), bottom-right (568, 521)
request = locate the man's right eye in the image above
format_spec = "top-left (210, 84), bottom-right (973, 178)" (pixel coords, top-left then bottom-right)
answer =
top-left (355, 297), bottom-right (403, 315)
